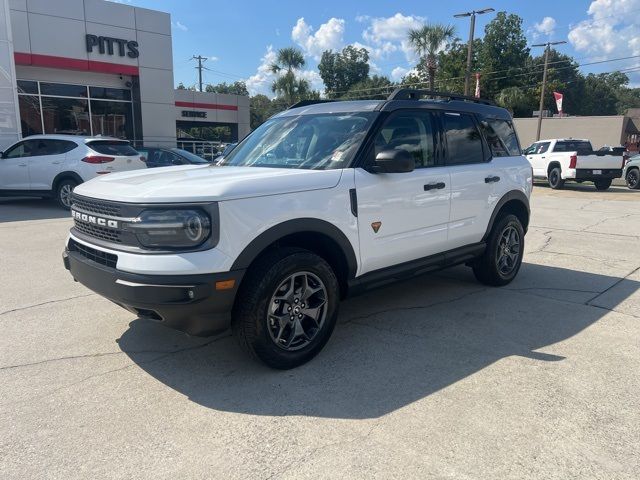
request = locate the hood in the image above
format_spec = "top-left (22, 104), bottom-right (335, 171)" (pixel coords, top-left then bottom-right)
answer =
top-left (73, 165), bottom-right (344, 203)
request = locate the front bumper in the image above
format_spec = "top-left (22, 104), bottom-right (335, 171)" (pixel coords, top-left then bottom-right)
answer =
top-left (63, 245), bottom-right (244, 336)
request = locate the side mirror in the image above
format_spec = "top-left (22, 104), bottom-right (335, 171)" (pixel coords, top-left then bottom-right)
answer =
top-left (0, 151), bottom-right (4, 159)
top-left (371, 149), bottom-right (415, 173)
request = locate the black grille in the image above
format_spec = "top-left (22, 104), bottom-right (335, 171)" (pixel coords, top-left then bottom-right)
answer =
top-left (73, 221), bottom-right (122, 243)
top-left (69, 238), bottom-right (118, 268)
top-left (72, 195), bottom-right (122, 217)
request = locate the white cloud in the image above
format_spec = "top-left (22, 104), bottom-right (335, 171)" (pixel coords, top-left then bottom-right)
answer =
top-left (246, 45), bottom-right (278, 96)
top-left (361, 13), bottom-right (425, 60)
top-left (569, 0), bottom-right (640, 58)
top-left (208, 56), bottom-right (219, 62)
top-left (299, 69), bottom-right (324, 92)
top-left (390, 66), bottom-right (410, 81)
top-left (534, 16), bottom-right (556, 36)
top-left (291, 17), bottom-right (345, 60)
top-left (173, 20), bottom-right (188, 31)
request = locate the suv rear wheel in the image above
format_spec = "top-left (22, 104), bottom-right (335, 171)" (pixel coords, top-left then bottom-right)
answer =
top-left (55, 179), bottom-right (77, 209)
top-left (626, 168), bottom-right (640, 189)
top-left (232, 247), bottom-right (339, 369)
top-left (472, 214), bottom-right (525, 286)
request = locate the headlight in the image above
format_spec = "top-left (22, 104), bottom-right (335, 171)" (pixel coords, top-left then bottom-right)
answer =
top-left (125, 209), bottom-right (211, 248)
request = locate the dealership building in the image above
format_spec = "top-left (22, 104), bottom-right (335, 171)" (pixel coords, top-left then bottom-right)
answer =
top-left (0, 0), bottom-right (250, 150)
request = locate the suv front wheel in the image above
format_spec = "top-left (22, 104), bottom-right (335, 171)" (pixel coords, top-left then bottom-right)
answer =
top-left (232, 247), bottom-right (340, 369)
top-left (472, 214), bottom-right (525, 286)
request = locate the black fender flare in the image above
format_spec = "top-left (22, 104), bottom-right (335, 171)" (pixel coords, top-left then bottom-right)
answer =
top-left (230, 218), bottom-right (358, 278)
top-left (482, 190), bottom-right (530, 241)
top-left (52, 171), bottom-right (84, 192)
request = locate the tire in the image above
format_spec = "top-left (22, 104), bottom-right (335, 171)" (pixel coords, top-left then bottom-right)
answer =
top-left (472, 214), bottom-right (525, 287)
top-left (547, 167), bottom-right (564, 189)
top-left (594, 179), bottom-right (612, 191)
top-left (55, 179), bottom-right (77, 209)
top-left (232, 247), bottom-right (340, 369)
top-left (626, 168), bottom-right (640, 190)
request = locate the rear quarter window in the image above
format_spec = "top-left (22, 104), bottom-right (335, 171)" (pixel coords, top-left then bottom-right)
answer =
top-left (87, 140), bottom-right (138, 156)
top-left (479, 117), bottom-right (521, 157)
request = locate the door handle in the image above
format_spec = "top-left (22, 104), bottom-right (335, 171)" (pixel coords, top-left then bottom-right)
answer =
top-left (541, 156), bottom-right (545, 159)
top-left (52, 161), bottom-right (61, 165)
top-left (485, 175), bottom-right (501, 183)
top-left (18, 163), bottom-right (27, 167)
top-left (424, 182), bottom-right (446, 191)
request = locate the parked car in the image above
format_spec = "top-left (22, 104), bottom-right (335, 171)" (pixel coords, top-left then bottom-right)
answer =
top-left (137, 147), bottom-right (209, 168)
top-left (523, 138), bottom-right (625, 190)
top-left (0, 135), bottom-right (144, 208)
top-left (623, 154), bottom-right (640, 189)
top-left (63, 89), bottom-right (532, 369)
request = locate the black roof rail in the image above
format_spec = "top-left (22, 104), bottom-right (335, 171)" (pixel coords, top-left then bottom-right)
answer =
top-left (387, 88), bottom-right (495, 106)
top-left (288, 99), bottom-right (335, 109)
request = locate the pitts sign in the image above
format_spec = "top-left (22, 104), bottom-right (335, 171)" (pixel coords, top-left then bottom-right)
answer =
top-left (85, 34), bottom-right (139, 58)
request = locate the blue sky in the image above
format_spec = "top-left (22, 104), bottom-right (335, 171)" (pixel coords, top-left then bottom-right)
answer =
top-left (113, 0), bottom-right (640, 94)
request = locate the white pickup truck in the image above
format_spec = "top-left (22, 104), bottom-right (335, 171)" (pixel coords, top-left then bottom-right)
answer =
top-left (524, 138), bottom-right (625, 190)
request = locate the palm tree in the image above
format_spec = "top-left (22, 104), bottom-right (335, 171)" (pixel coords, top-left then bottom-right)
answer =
top-left (408, 24), bottom-right (456, 91)
top-left (270, 47), bottom-right (308, 104)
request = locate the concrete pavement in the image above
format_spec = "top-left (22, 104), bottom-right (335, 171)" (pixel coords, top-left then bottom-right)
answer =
top-left (1, 185), bottom-right (639, 479)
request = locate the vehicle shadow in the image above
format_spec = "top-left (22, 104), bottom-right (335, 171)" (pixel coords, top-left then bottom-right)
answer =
top-left (0, 197), bottom-right (70, 223)
top-left (117, 263), bottom-right (638, 419)
top-left (534, 181), bottom-right (637, 194)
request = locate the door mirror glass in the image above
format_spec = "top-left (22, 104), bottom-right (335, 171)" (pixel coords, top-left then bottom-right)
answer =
top-left (372, 149), bottom-right (415, 173)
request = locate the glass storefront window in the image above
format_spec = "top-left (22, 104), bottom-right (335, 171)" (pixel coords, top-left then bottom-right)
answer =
top-left (41, 97), bottom-right (91, 135)
top-left (18, 95), bottom-right (43, 136)
top-left (89, 87), bottom-right (131, 101)
top-left (90, 100), bottom-right (133, 140)
top-left (17, 80), bottom-right (38, 95)
top-left (40, 82), bottom-right (88, 98)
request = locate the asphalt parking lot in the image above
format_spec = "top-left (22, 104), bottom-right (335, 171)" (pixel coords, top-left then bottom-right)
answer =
top-left (1, 184), bottom-right (640, 480)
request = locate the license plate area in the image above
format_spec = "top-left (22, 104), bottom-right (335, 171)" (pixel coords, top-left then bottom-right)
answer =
top-left (592, 169), bottom-right (602, 175)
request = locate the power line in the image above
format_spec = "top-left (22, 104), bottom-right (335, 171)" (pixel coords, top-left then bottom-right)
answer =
top-left (191, 55), bottom-right (208, 92)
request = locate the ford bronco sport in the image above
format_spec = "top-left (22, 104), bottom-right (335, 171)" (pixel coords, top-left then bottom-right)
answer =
top-left (63, 89), bottom-right (532, 369)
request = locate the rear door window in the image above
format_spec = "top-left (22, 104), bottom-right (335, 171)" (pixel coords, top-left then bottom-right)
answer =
top-left (442, 112), bottom-right (485, 165)
top-left (554, 141), bottom-right (593, 154)
top-left (87, 140), bottom-right (138, 156)
top-left (37, 139), bottom-right (77, 156)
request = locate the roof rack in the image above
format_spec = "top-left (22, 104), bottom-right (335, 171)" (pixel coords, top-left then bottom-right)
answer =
top-left (288, 99), bottom-right (336, 109)
top-left (387, 88), bottom-right (495, 106)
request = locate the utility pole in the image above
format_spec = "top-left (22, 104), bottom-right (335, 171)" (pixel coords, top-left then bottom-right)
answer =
top-left (454, 8), bottom-right (494, 96)
top-left (192, 55), bottom-right (207, 92)
top-left (532, 41), bottom-right (567, 141)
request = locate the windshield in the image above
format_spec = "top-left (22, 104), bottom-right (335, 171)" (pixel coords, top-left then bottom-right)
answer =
top-left (172, 148), bottom-right (209, 164)
top-left (220, 112), bottom-right (375, 169)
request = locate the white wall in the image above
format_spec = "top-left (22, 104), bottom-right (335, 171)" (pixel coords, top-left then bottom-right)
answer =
top-left (0, 0), bottom-right (21, 149)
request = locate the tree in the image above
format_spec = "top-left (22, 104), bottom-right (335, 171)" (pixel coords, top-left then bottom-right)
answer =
top-left (496, 87), bottom-right (529, 115)
top-left (318, 45), bottom-right (370, 98)
top-left (343, 75), bottom-right (394, 100)
top-left (434, 37), bottom-right (481, 93)
top-left (477, 12), bottom-right (530, 100)
top-left (270, 47), bottom-right (311, 104)
top-left (408, 23), bottom-right (456, 90)
top-left (176, 82), bottom-right (196, 91)
top-left (205, 81), bottom-right (249, 96)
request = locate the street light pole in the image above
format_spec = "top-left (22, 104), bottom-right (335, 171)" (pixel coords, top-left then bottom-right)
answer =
top-left (532, 41), bottom-right (567, 141)
top-left (454, 8), bottom-right (494, 96)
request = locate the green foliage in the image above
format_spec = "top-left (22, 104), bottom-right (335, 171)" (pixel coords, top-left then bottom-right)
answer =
top-left (477, 12), bottom-right (529, 99)
top-left (176, 82), bottom-right (196, 91)
top-left (342, 75), bottom-right (394, 100)
top-left (319, 45), bottom-right (370, 98)
top-left (205, 81), bottom-right (249, 96)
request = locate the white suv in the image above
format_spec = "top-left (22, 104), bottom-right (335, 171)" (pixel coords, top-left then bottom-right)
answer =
top-left (63, 89), bottom-right (532, 369)
top-left (0, 135), bottom-right (144, 208)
